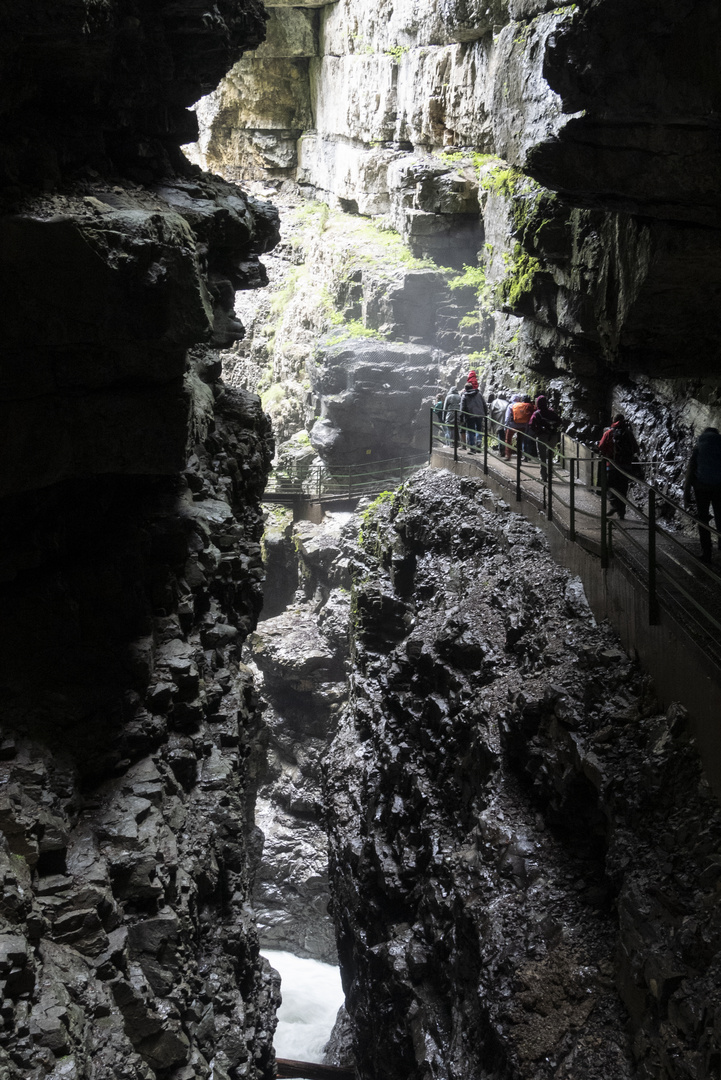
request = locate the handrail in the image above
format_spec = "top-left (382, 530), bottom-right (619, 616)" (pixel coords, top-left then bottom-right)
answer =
top-left (266, 450), bottom-right (429, 503)
top-left (429, 408), bottom-right (721, 646)
top-left (276, 1059), bottom-right (354, 1079)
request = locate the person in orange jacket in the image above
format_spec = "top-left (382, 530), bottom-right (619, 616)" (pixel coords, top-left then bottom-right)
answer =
top-left (504, 395), bottom-right (534, 459)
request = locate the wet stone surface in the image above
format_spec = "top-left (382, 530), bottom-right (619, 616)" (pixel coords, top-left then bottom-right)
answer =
top-left (322, 468), bottom-right (721, 1080)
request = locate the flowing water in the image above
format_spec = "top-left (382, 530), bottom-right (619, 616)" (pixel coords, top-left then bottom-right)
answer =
top-left (262, 950), bottom-right (345, 1064)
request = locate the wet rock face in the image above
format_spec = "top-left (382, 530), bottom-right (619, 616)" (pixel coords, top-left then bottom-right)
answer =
top-left (0, 3), bottom-right (284, 1077)
top-left (324, 469), bottom-right (721, 1080)
top-left (0, 0), bottom-right (268, 187)
top-left (248, 513), bottom-right (354, 963)
top-left (309, 338), bottom-right (441, 466)
top-left (0, 390), bottom-right (279, 1079)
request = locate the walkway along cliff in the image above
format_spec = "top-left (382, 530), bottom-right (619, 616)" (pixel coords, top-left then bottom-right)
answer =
top-left (2, 2), bottom-right (721, 1080)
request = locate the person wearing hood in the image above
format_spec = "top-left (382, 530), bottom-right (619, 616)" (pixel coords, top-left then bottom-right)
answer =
top-left (443, 385), bottom-right (463, 445)
top-left (684, 426), bottom-right (721, 564)
top-left (598, 414), bottom-right (640, 519)
top-left (460, 381), bottom-right (487, 452)
top-left (467, 370), bottom-right (479, 390)
top-left (529, 394), bottom-right (562, 481)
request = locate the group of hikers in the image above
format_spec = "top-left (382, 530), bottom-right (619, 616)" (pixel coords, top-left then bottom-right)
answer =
top-left (433, 371), bottom-right (721, 565)
top-left (433, 372), bottom-right (563, 483)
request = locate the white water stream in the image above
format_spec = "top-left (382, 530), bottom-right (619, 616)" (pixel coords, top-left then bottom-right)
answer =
top-left (262, 950), bottom-right (345, 1064)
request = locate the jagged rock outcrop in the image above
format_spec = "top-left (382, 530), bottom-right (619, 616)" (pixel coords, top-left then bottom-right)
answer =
top-left (323, 469), bottom-right (721, 1080)
top-left (0, 389), bottom-right (280, 1080)
top-left (248, 514), bottom-right (354, 963)
top-left (0, 3), bottom-right (284, 1078)
top-left (309, 338), bottom-right (440, 466)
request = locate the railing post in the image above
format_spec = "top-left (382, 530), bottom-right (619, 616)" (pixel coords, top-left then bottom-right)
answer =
top-left (516, 434), bottom-right (522, 502)
top-left (648, 487), bottom-right (659, 624)
top-left (429, 407), bottom-right (434, 454)
top-left (569, 465), bottom-right (576, 541)
top-left (317, 466), bottom-right (322, 500)
top-left (600, 456), bottom-right (609, 568)
top-left (483, 414), bottom-right (488, 475)
top-left (547, 450), bottom-right (553, 523)
top-left (348, 463), bottom-right (352, 499)
top-left (453, 411), bottom-right (459, 463)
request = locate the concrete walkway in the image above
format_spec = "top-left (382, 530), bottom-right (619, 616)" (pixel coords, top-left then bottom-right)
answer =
top-left (431, 442), bottom-right (721, 797)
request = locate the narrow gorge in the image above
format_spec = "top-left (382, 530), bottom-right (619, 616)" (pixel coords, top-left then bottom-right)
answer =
top-left (1, 3), bottom-right (720, 1080)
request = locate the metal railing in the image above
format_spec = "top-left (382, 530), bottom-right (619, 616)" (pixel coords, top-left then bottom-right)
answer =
top-left (430, 409), bottom-right (721, 649)
top-left (266, 452), bottom-right (429, 503)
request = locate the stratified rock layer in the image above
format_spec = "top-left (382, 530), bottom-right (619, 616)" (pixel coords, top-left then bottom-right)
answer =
top-left (324, 470), bottom-right (721, 1080)
top-left (196, 0), bottom-right (721, 458)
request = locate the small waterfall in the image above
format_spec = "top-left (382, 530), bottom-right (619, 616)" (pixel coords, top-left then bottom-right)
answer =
top-left (262, 950), bottom-right (345, 1064)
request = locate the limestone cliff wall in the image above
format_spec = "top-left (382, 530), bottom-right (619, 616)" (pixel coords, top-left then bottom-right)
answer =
top-left (0, 4), bottom-right (283, 1078)
top-left (194, 0), bottom-right (721, 461)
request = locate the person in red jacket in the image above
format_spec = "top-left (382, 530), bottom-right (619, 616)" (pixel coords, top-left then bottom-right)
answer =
top-left (598, 414), bottom-right (639, 519)
top-left (467, 370), bottom-right (479, 390)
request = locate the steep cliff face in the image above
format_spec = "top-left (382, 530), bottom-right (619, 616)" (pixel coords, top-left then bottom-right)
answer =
top-left (248, 513), bottom-right (353, 963)
top-left (324, 471), bottom-right (721, 1080)
top-left (0, 391), bottom-right (279, 1080)
top-left (223, 195), bottom-right (470, 467)
top-left (193, 0), bottom-right (721, 474)
top-left (0, 4), bottom-right (283, 1078)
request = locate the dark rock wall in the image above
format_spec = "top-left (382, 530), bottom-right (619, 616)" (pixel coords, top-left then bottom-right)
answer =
top-left (0, 0), bottom-right (267, 190)
top-left (492, 0), bottom-right (721, 413)
top-left (0, 390), bottom-right (280, 1080)
top-left (0, 3), bottom-right (284, 1078)
top-left (324, 471), bottom-right (721, 1080)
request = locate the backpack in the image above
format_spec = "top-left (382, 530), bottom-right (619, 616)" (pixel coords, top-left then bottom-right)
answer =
top-left (598, 426), bottom-right (616, 459)
top-left (600, 423), bottom-right (636, 466)
top-left (531, 410), bottom-right (558, 440)
top-left (511, 400), bottom-right (534, 424)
